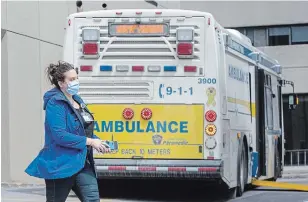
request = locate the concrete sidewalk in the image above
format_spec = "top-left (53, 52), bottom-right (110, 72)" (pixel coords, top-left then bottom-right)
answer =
top-left (1, 187), bottom-right (119, 202)
top-left (282, 166), bottom-right (308, 178)
top-left (1, 187), bottom-right (79, 202)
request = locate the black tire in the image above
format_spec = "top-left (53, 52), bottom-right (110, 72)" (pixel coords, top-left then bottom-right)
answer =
top-left (236, 144), bottom-right (248, 197)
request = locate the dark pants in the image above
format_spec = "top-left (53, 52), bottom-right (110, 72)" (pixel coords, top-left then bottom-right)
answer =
top-left (45, 163), bottom-right (99, 202)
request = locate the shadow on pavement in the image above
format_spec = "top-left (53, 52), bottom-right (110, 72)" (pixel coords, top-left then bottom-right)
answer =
top-left (98, 179), bottom-right (233, 202)
top-left (2, 179), bottom-right (235, 202)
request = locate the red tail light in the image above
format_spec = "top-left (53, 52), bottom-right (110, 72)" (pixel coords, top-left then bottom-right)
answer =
top-left (83, 43), bottom-right (98, 55)
top-left (80, 65), bottom-right (93, 71)
top-left (205, 110), bottom-right (217, 122)
top-left (141, 108), bottom-right (152, 120)
top-left (123, 108), bottom-right (134, 120)
top-left (184, 66), bottom-right (197, 72)
top-left (177, 43), bottom-right (193, 55)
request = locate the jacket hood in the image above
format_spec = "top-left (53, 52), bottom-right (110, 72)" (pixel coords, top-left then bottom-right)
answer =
top-left (43, 88), bottom-right (84, 110)
top-left (43, 88), bottom-right (64, 110)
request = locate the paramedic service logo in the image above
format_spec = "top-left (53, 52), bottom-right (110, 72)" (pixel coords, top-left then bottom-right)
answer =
top-left (152, 134), bottom-right (163, 145)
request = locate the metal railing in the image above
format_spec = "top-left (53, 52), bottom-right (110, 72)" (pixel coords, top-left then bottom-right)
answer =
top-left (284, 149), bottom-right (308, 166)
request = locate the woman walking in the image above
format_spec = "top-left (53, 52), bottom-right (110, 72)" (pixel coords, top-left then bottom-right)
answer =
top-left (25, 61), bottom-right (110, 202)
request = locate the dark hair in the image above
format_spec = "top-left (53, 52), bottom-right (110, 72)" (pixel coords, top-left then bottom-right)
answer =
top-left (46, 61), bottom-right (74, 88)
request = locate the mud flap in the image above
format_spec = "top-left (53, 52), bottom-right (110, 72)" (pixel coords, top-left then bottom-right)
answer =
top-left (236, 133), bottom-right (244, 187)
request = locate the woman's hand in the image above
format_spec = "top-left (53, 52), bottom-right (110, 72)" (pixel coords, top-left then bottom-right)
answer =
top-left (87, 138), bottom-right (111, 153)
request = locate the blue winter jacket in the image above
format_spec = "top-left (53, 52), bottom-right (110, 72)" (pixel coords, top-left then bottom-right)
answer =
top-left (25, 88), bottom-right (100, 179)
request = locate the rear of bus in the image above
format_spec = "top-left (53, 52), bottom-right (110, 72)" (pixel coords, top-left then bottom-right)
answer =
top-left (64, 9), bottom-right (222, 180)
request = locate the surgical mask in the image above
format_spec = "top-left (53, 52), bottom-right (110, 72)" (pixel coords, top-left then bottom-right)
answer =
top-left (66, 80), bottom-right (80, 95)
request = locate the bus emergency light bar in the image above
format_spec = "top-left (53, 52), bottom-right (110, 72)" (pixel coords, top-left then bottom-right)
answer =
top-left (79, 65), bottom-right (197, 73)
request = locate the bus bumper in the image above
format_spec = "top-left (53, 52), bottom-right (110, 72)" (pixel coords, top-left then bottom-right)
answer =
top-left (94, 159), bottom-right (223, 180)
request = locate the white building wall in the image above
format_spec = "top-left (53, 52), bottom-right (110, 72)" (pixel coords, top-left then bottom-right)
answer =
top-left (178, 1), bottom-right (308, 27)
top-left (1, 33), bottom-right (11, 182)
top-left (259, 45), bottom-right (308, 94)
top-left (6, 32), bottom-right (42, 183)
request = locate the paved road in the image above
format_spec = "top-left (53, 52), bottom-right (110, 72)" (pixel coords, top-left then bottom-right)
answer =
top-left (2, 178), bottom-right (308, 202)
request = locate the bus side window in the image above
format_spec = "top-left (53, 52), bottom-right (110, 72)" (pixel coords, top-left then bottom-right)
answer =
top-left (264, 74), bottom-right (274, 130)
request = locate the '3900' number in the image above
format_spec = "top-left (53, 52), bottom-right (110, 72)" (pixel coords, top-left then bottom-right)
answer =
top-left (198, 78), bottom-right (217, 84)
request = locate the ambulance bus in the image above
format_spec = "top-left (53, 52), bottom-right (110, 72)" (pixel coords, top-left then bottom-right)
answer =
top-left (63, 9), bottom-right (297, 197)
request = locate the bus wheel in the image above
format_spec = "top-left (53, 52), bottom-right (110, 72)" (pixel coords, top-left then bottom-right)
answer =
top-left (237, 144), bottom-right (247, 197)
